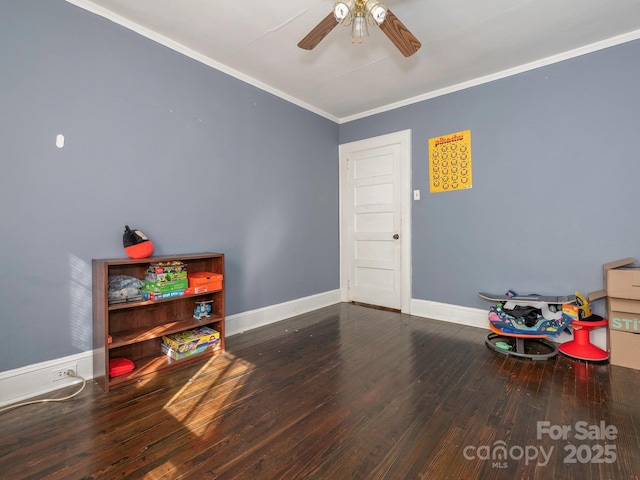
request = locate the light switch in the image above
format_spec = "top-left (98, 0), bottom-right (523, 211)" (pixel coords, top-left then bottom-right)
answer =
top-left (413, 189), bottom-right (420, 200)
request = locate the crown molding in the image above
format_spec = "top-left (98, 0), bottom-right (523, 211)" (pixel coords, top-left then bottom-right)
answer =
top-left (64, 0), bottom-right (340, 123)
top-left (65, 2), bottom-right (640, 125)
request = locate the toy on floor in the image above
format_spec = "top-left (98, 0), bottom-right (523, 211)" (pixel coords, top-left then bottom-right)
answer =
top-left (480, 290), bottom-right (576, 360)
top-left (480, 290), bottom-right (574, 337)
top-left (558, 292), bottom-right (609, 361)
top-left (562, 292), bottom-right (592, 320)
top-left (486, 323), bottom-right (558, 359)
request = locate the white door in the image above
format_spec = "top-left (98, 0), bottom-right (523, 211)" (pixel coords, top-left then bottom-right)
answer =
top-left (340, 130), bottom-right (411, 312)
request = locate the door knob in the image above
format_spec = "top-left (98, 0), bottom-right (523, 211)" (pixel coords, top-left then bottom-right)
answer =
top-left (393, 234), bottom-right (399, 239)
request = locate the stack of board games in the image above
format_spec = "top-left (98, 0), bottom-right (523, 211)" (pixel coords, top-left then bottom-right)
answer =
top-left (142, 261), bottom-right (189, 300)
top-left (161, 326), bottom-right (220, 360)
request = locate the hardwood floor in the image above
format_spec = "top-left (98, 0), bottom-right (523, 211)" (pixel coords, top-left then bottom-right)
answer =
top-left (1, 303), bottom-right (639, 479)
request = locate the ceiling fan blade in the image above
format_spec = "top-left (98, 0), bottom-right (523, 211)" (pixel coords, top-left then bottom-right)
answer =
top-left (298, 12), bottom-right (339, 50)
top-left (378, 9), bottom-right (421, 57)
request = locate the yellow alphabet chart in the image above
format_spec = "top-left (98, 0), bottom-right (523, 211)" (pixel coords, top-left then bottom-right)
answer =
top-left (429, 130), bottom-right (472, 193)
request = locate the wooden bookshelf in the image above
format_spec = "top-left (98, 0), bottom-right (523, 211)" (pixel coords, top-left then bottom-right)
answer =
top-left (92, 253), bottom-right (225, 392)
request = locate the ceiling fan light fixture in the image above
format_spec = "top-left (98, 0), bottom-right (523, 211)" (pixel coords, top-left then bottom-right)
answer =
top-left (365, 1), bottom-right (387, 25)
top-left (351, 13), bottom-right (369, 44)
top-left (333, 1), bottom-right (355, 23)
top-left (299, 0), bottom-right (420, 56)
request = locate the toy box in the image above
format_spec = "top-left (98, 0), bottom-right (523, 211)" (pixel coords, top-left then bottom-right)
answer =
top-left (145, 261), bottom-right (188, 288)
top-left (161, 341), bottom-right (219, 360)
top-left (188, 272), bottom-right (223, 292)
top-left (146, 261), bottom-right (187, 276)
top-left (162, 326), bottom-right (220, 353)
top-left (142, 288), bottom-right (188, 301)
top-left (143, 278), bottom-right (189, 293)
top-left (145, 268), bottom-right (187, 283)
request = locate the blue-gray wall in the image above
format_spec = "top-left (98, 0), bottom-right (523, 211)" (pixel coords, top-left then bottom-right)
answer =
top-left (340, 38), bottom-right (640, 311)
top-left (0, 1), bottom-right (339, 370)
top-left (2, 0), bottom-right (639, 373)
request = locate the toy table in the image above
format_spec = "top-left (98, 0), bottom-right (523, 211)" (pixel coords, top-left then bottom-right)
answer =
top-left (485, 323), bottom-right (558, 360)
top-left (558, 316), bottom-right (609, 361)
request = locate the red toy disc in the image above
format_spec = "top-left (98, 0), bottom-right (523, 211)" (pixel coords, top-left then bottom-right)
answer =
top-left (109, 358), bottom-right (135, 377)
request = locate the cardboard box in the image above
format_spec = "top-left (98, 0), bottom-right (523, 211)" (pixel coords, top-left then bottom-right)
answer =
top-left (609, 330), bottom-right (640, 370)
top-left (608, 297), bottom-right (640, 333)
top-left (191, 285), bottom-right (211, 294)
top-left (162, 326), bottom-right (220, 353)
top-left (603, 258), bottom-right (640, 300)
top-left (588, 258), bottom-right (640, 366)
top-left (188, 272), bottom-right (223, 292)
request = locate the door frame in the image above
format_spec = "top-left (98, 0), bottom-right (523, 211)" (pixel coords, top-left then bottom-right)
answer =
top-left (339, 129), bottom-right (412, 314)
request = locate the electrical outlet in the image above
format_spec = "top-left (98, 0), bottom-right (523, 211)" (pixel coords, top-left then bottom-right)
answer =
top-left (52, 364), bottom-right (77, 382)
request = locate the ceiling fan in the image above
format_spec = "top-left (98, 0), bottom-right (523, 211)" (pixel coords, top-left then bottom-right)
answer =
top-left (298, 0), bottom-right (421, 57)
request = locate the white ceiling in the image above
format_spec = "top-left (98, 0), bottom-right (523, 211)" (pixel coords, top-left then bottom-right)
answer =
top-left (67, 0), bottom-right (640, 122)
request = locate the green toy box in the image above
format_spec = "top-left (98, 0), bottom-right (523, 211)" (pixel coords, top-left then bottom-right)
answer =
top-left (142, 278), bottom-right (188, 293)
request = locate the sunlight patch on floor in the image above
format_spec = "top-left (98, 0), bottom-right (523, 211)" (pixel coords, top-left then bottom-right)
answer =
top-left (163, 352), bottom-right (256, 427)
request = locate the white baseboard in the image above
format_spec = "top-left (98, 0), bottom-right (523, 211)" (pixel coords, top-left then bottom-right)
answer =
top-left (0, 351), bottom-right (94, 408)
top-left (0, 290), bottom-right (342, 408)
top-left (225, 290), bottom-right (342, 337)
top-left (411, 299), bottom-right (488, 329)
top-left (410, 299), bottom-right (607, 350)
